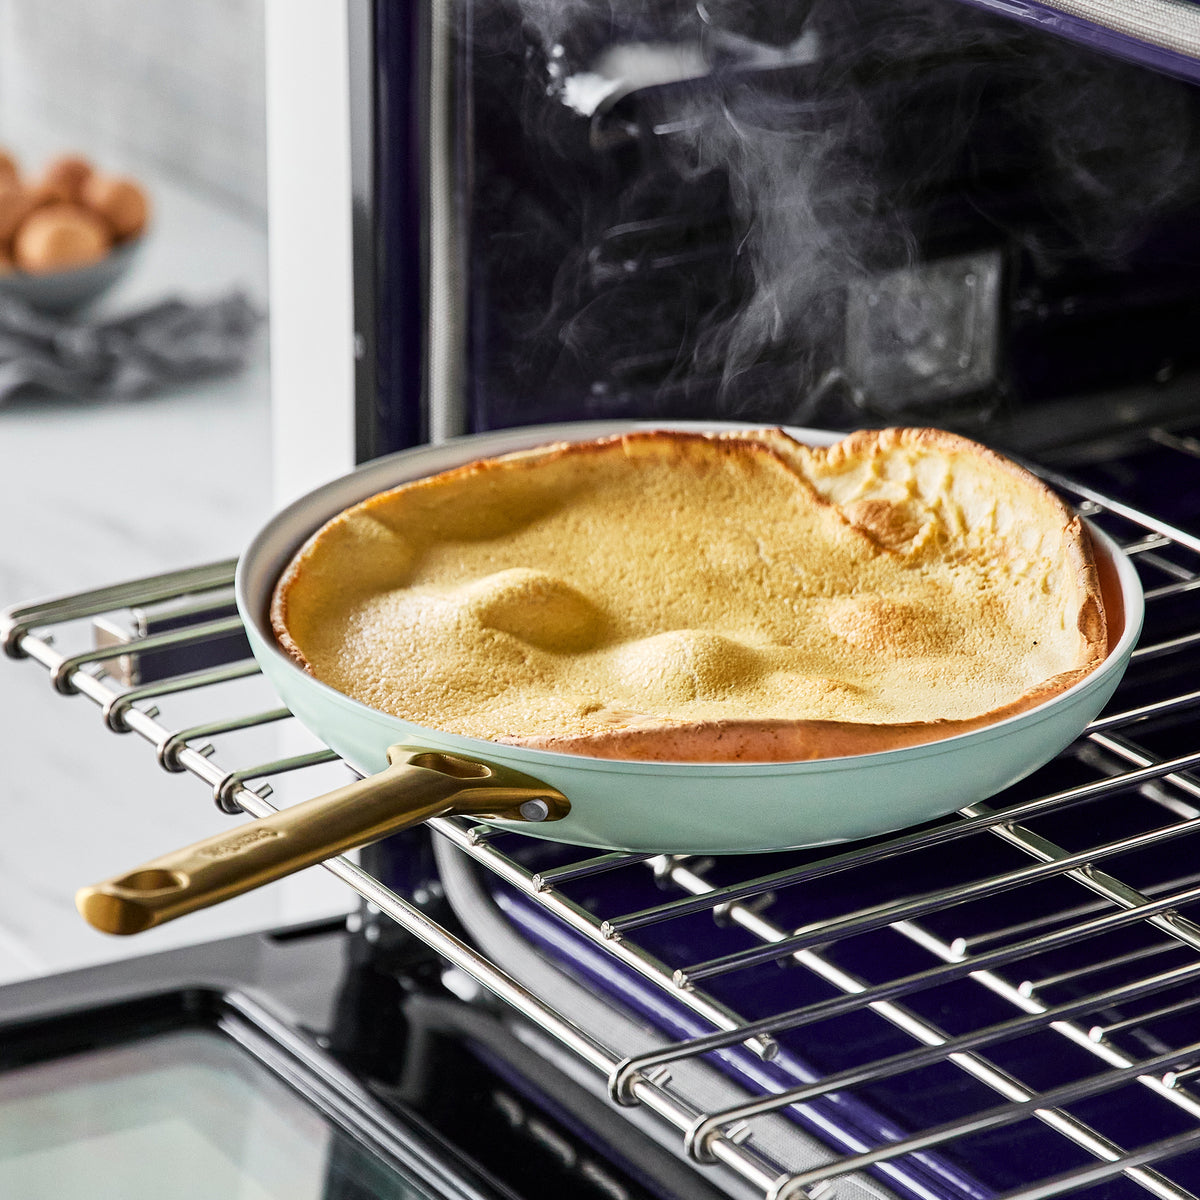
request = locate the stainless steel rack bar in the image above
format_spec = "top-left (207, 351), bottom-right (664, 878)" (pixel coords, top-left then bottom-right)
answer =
top-left (6, 439), bottom-right (1200, 1200)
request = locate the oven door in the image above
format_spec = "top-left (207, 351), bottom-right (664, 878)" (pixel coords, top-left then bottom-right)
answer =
top-left (0, 923), bottom-right (496, 1200)
top-left (0, 915), bottom-right (717, 1200)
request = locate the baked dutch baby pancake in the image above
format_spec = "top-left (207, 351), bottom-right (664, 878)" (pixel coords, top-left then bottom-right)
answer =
top-left (271, 427), bottom-right (1107, 763)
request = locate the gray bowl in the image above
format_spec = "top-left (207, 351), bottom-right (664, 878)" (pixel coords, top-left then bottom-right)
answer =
top-left (0, 238), bottom-right (144, 314)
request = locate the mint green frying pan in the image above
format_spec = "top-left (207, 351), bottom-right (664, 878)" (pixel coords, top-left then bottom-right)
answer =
top-left (77, 422), bottom-right (1143, 936)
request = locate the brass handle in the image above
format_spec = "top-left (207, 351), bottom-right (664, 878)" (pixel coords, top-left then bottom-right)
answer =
top-left (76, 746), bottom-right (569, 936)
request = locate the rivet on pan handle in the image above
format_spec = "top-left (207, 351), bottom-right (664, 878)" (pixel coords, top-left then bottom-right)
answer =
top-left (76, 745), bottom-right (569, 936)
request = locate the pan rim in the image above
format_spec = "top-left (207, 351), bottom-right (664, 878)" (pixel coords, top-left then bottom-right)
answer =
top-left (235, 420), bottom-right (1145, 778)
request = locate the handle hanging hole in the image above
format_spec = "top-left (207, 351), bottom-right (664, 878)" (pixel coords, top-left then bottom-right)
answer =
top-left (112, 869), bottom-right (188, 894)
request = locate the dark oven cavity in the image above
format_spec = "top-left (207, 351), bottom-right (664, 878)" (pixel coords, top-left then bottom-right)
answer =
top-left (382, 0), bottom-right (1200, 448)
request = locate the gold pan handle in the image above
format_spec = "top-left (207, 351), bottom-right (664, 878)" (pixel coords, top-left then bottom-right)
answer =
top-left (76, 746), bottom-right (569, 936)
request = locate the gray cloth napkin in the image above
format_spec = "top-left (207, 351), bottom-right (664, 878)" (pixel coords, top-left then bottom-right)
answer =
top-left (0, 290), bottom-right (262, 403)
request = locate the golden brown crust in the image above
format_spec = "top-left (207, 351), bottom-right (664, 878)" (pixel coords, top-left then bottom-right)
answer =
top-left (499, 664), bottom-right (1100, 760)
top-left (271, 427), bottom-right (1109, 763)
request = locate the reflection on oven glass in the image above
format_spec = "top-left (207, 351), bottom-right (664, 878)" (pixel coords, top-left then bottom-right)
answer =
top-left (0, 1029), bottom-right (424, 1199)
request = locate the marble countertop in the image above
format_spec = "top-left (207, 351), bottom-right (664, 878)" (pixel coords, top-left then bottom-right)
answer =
top-left (0, 126), bottom-right (348, 983)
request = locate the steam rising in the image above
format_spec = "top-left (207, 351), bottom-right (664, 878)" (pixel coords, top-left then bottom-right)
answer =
top-left (481, 0), bottom-right (1200, 419)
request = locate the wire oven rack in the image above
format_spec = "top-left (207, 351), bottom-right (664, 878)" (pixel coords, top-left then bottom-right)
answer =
top-left (5, 449), bottom-right (1200, 1200)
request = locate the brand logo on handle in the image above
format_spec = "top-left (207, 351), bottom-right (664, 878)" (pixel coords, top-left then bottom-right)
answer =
top-left (197, 828), bottom-right (284, 859)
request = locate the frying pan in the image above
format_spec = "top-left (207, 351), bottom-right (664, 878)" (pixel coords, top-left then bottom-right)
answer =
top-left (77, 421), bottom-right (1144, 935)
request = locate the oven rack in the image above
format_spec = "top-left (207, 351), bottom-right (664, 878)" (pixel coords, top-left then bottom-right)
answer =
top-left (5, 462), bottom-right (1200, 1200)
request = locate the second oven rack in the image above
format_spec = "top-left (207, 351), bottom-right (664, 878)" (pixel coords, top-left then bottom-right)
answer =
top-left (6, 453), bottom-right (1200, 1200)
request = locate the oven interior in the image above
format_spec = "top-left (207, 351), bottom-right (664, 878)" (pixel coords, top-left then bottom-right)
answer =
top-left (372, 0), bottom-right (1200, 454)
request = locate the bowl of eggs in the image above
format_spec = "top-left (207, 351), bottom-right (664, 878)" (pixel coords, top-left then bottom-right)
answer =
top-left (0, 149), bottom-right (151, 312)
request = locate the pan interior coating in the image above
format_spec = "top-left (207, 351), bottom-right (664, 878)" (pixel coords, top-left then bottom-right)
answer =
top-left (270, 427), bottom-right (1107, 763)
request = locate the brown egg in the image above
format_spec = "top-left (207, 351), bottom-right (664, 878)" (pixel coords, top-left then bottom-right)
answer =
top-left (0, 244), bottom-right (13, 275)
top-left (13, 203), bottom-right (112, 274)
top-left (28, 178), bottom-right (74, 208)
top-left (0, 184), bottom-right (34, 242)
top-left (40, 153), bottom-right (94, 204)
top-left (82, 173), bottom-right (149, 240)
top-left (0, 149), bottom-right (19, 190)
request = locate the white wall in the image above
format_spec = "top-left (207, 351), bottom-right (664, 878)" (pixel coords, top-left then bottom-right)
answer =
top-left (0, 0), bottom-right (267, 218)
